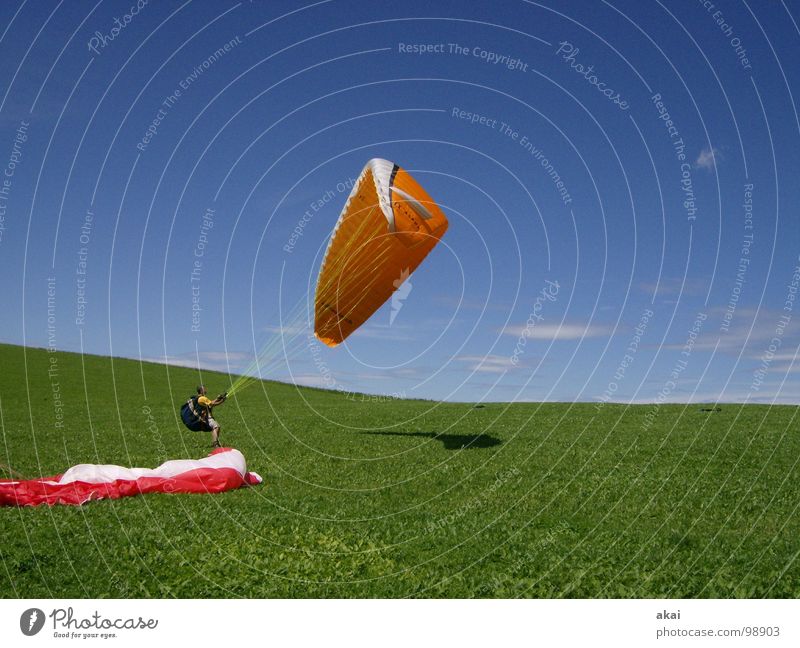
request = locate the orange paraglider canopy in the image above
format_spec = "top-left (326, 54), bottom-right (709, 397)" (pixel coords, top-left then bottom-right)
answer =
top-left (314, 159), bottom-right (448, 347)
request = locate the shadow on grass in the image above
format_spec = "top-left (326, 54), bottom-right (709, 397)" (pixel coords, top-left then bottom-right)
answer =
top-left (362, 430), bottom-right (502, 450)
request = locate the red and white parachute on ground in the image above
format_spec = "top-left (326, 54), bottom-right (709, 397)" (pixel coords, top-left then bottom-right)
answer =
top-left (0, 447), bottom-right (262, 507)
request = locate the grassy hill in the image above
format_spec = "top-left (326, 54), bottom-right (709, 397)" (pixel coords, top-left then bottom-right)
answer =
top-left (0, 343), bottom-right (798, 597)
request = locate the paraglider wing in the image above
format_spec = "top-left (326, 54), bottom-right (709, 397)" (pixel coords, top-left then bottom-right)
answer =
top-left (0, 448), bottom-right (262, 507)
top-left (314, 159), bottom-right (448, 347)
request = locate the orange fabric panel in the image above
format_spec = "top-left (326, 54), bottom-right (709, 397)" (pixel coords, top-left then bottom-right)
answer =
top-left (314, 161), bottom-right (448, 347)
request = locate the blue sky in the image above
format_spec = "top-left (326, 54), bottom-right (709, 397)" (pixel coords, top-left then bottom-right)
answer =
top-left (0, 0), bottom-right (798, 404)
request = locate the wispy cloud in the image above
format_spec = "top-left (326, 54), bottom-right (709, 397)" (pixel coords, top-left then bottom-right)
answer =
top-left (199, 351), bottom-right (252, 362)
top-left (501, 323), bottom-right (613, 340)
top-left (765, 363), bottom-right (800, 374)
top-left (655, 307), bottom-right (797, 356)
top-left (626, 385), bottom-right (800, 405)
top-left (695, 146), bottom-right (721, 171)
top-left (141, 355), bottom-right (200, 370)
top-left (747, 351), bottom-right (799, 363)
top-left (262, 323), bottom-right (310, 336)
top-left (141, 350), bottom-right (253, 374)
top-left (456, 354), bottom-right (518, 373)
top-left (433, 295), bottom-right (511, 312)
top-left (351, 323), bottom-right (413, 341)
top-left (639, 277), bottom-right (709, 297)
top-left (288, 374), bottom-right (344, 389)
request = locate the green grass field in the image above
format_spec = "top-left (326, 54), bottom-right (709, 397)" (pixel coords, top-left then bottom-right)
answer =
top-left (1, 342), bottom-right (798, 598)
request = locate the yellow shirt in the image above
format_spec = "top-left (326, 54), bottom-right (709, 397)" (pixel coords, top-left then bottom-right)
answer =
top-left (197, 395), bottom-right (213, 411)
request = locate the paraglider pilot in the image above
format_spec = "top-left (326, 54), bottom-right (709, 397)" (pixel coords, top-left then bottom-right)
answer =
top-left (180, 385), bottom-right (227, 447)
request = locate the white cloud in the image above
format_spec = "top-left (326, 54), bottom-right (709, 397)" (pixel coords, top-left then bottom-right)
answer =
top-left (199, 351), bottom-right (252, 362)
top-left (748, 351), bottom-right (799, 363)
top-left (624, 388), bottom-right (797, 405)
top-left (695, 146), bottom-right (721, 171)
top-left (141, 350), bottom-right (254, 374)
top-left (456, 354), bottom-right (518, 373)
top-left (141, 355), bottom-right (200, 370)
top-left (501, 323), bottom-right (613, 340)
top-left (639, 277), bottom-right (709, 296)
top-left (262, 324), bottom-right (310, 336)
top-left (760, 363), bottom-right (800, 375)
top-left (288, 373), bottom-right (343, 389)
top-left (659, 308), bottom-right (798, 355)
top-left (434, 295), bottom-right (511, 312)
top-left (351, 323), bottom-right (412, 341)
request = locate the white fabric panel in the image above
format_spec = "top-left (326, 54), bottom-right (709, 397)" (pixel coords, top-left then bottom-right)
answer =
top-left (57, 449), bottom-right (247, 484)
top-left (366, 158), bottom-right (396, 230)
